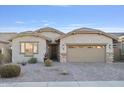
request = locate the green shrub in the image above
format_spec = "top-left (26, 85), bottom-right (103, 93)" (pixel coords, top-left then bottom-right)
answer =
top-left (0, 64), bottom-right (21, 78)
top-left (28, 57), bottom-right (37, 64)
top-left (44, 59), bottom-right (52, 66)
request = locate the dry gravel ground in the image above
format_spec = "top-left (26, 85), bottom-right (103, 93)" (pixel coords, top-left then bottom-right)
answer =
top-left (0, 62), bottom-right (124, 82)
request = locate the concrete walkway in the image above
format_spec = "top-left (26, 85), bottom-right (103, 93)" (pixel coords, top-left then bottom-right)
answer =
top-left (0, 81), bottom-right (124, 87)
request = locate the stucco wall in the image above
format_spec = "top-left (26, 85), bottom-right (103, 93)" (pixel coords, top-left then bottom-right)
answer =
top-left (60, 34), bottom-right (113, 63)
top-left (39, 32), bottom-right (61, 42)
top-left (12, 36), bottom-right (46, 63)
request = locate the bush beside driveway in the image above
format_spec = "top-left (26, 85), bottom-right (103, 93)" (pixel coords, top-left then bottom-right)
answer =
top-left (0, 62), bottom-right (124, 82)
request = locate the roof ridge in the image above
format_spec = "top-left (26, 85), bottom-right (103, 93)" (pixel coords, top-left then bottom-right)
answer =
top-left (35, 27), bottom-right (65, 35)
top-left (9, 33), bottom-right (51, 41)
top-left (56, 27), bottom-right (118, 40)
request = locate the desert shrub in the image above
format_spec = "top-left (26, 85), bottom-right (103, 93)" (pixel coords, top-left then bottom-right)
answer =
top-left (28, 57), bottom-right (37, 64)
top-left (44, 59), bottom-right (52, 66)
top-left (0, 64), bottom-right (21, 78)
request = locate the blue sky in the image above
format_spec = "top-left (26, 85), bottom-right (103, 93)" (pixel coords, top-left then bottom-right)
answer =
top-left (0, 5), bottom-right (124, 33)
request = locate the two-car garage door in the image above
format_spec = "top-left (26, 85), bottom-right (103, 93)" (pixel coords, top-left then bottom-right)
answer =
top-left (67, 45), bottom-right (106, 62)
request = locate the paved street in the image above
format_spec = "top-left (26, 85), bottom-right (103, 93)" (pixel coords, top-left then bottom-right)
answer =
top-left (0, 81), bottom-right (124, 87)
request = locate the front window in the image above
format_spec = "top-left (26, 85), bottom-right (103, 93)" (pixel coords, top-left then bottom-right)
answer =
top-left (20, 42), bottom-right (38, 56)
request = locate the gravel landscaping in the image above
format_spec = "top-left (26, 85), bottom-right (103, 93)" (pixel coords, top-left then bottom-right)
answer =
top-left (0, 62), bottom-right (124, 82)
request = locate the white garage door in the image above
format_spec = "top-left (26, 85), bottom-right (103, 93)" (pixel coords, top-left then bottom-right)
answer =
top-left (67, 45), bottom-right (105, 62)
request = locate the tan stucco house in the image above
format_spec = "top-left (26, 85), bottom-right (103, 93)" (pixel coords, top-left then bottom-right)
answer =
top-left (0, 27), bottom-right (118, 63)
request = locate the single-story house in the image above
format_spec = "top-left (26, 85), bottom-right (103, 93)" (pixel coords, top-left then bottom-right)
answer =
top-left (0, 27), bottom-right (119, 63)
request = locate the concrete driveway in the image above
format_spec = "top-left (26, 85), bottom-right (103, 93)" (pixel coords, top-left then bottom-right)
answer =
top-left (0, 62), bottom-right (124, 82)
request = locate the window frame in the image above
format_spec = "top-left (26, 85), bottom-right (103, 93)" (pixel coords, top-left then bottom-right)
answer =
top-left (68, 45), bottom-right (105, 49)
top-left (20, 42), bottom-right (39, 55)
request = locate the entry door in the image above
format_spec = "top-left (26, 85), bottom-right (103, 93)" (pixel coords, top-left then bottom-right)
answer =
top-left (50, 45), bottom-right (58, 60)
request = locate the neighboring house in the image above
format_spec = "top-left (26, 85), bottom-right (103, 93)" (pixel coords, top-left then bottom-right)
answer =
top-left (0, 40), bottom-right (10, 58)
top-left (110, 33), bottom-right (124, 61)
top-left (0, 33), bottom-right (17, 63)
top-left (0, 27), bottom-right (119, 63)
top-left (0, 40), bottom-right (11, 63)
top-left (0, 32), bottom-right (17, 41)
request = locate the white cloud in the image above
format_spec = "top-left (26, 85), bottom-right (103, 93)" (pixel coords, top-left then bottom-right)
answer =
top-left (0, 26), bottom-right (124, 33)
top-left (53, 23), bottom-right (124, 33)
top-left (66, 23), bottom-right (95, 27)
top-left (43, 23), bottom-right (49, 27)
top-left (55, 23), bottom-right (96, 32)
top-left (41, 20), bottom-right (50, 27)
top-left (30, 20), bottom-right (49, 23)
top-left (0, 27), bottom-right (35, 32)
top-left (41, 20), bottom-right (56, 27)
top-left (56, 24), bottom-right (124, 33)
top-left (96, 27), bottom-right (124, 32)
top-left (15, 21), bottom-right (25, 24)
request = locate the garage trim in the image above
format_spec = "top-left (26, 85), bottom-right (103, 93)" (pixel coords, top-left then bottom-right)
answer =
top-left (66, 43), bottom-right (107, 46)
top-left (66, 43), bottom-right (106, 63)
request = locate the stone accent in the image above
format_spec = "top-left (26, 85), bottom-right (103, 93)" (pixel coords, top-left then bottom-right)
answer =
top-left (106, 52), bottom-right (114, 63)
top-left (60, 53), bottom-right (66, 63)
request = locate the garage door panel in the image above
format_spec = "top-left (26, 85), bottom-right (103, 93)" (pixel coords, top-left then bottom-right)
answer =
top-left (67, 45), bottom-right (105, 62)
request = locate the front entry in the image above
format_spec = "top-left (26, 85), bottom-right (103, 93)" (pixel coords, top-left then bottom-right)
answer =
top-left (49, 44), bottom-right (58, 60)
